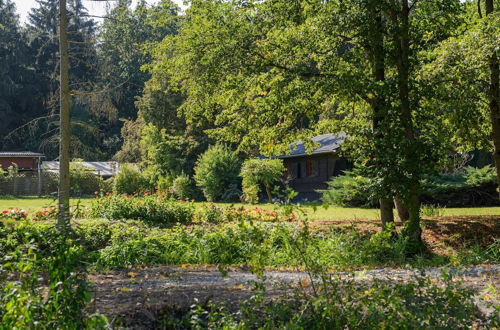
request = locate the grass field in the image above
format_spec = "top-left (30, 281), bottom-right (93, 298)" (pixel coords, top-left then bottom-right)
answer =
top-left (1, 196), bottom-right (499, 221)
top-left (0, 196), bottom-right (91, 211)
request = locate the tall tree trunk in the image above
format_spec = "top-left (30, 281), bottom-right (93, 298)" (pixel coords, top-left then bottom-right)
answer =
top-left (485, 0), bottom-right (500, 200)
top-left (371, 12), bottom-right (395, 229)
top-left (380, 199), bottom-right (394, 229)
top-left (395, 0), bottom-right (423, 252)
top-left (57, 0), bottom-right (71, 227)
top-left (394, 196), bottom-right (409, 221)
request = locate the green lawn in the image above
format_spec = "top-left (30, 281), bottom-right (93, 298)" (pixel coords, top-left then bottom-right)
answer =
top-left (0, 196), bottom-right (92, 211)
top-left (1, 196), bottom-right (499, 220)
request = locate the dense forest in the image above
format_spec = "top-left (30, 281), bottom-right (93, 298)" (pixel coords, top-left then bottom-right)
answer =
top-left (0, 0), bottom-right (190, 161)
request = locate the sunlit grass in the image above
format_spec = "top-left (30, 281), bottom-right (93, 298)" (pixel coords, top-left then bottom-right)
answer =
top-left (0, 196), bottom-right (498, 220)
top-left (0, 196), bottom-right (91, 211)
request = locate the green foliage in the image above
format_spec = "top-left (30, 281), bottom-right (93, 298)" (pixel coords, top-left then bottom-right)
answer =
top-left (186, 272), bottom-right (482, 329)
top-left (113, 164), bottom-right (149, 194)
top-left (87, 193), bottom-right (194, 226)
top-left (240, 158), bottom-right (286, 203)
top-left (171, 174), bottom-right (197, 200)
top-left (0, 166), bottom-right (5, 183)
top-left (323, 166), bottom-right (498, 208)
top-left (464, 165), bottom-right (498, 186)
top-left (419, 8), bottom-right (500, 152)
top-left (69, 162), bottom-right (103, 196)
top-left (0, 223), bottom-right (107, 327)
top-left (420, 204), bottom-right (446, 217)
top-left (421, 166), bottom-right (498, 206)
top-left (321, 170), bottom-right (376, 207)
top-left (194, 144), bottom-right (241, 202)
top-left (140, 123), bottom-right (192, 184)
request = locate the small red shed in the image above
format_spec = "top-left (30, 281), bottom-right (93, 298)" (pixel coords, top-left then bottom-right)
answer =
top-left (0, 152), bottom-right (45, 171)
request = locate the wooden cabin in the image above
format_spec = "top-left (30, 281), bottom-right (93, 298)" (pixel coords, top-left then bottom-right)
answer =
top-left (0, 152), bottom-right (44, 171)
top-left (278, 134), bottom-right (351, 197)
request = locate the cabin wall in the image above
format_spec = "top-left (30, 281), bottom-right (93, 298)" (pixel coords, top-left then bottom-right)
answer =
top-left (283, 153), bottom-right (349, 193)
top-left (0, 157), bottom-right (40, 170)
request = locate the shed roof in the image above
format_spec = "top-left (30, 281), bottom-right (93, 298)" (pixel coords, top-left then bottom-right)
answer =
top-left (278, 133), bottom-right (346, 159)
top-left (0, 151), bottom-right (45, 158)
top-left (42, 161), bottom-right (119, 177)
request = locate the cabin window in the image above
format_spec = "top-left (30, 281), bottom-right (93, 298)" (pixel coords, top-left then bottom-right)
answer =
top-left (296, 162), bottom-right (302, 179)
top-left (306, 159), bottom-right (318, 177)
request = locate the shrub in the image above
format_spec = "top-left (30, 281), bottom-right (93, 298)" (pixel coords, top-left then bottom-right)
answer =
top-left (240, 158), bottom-right (285, 203)
top-left (464, 165), bottom-right (497, 186)
top-left (0, 224), bottom-right (106, 328)
top-left (99, 177), bottom-right (114, 194)
top-left (194, 144), bottom-right (241, 202)
top-left (69, 162), bottom-right (103, 196)
top-left (156, 175), bottom-right (174, 195)
top-left (0, 166), bottom-right (5, 182)
top-left (187, 272), bottom-right (482, 329)
top-left (421, 166), bottom-right (499, 207)
top-left (322, 166), bottom-right (499, 208)
top-left (87, 193), bottom-right (194, 226)
top-left (113, 164), bottom-right (149, 194)
top-left (320, 170), bottom-right (376, 207)
top-left (171, 174), bottom-right (196, 200)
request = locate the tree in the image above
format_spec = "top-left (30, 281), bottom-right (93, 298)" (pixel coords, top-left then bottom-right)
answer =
top-left (97, 0), bottom-right (184, 161)
top-left (0, 0), bottom-right (42, 151)
top-left (485, 0), bottom-right (500, 198)
top-left (140, 123), bottom-right (193, 184)
top-left (153, 0), bottom-right (463, 251)
top-left (420, 1), bottom-right (500, 199)
top-left (58, 0), bottom-right (71, 226)
top-left (241, 158), bottom-right (285, 203)
top-left (20, 0), bottom-right (103, 160)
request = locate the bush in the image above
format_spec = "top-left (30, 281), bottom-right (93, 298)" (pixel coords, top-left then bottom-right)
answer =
top-left (240, 158), bottom-right (285, 203)
top-left (421, 166), bottom-right (499, 207)
top-left (0, 224), bottom-right (106, 328)
top-left (171, 174), bottom-right (196, 200)
top-left (322, 166), bottom-right (499, 208)
top-left (187, 272), bottom-right (482, 329)
top-left (194, 144), bottom-right (241, 202)
top-left (87, 193), bottom-right (194, 226)
top-left (99, 177), bottom-right (114, 194)
top-left (320, 170), bottom-right (376, 207)
top-left (113, 164), bottom-right (149, 194)
top-left (69, 162), bottom-right (103, 196)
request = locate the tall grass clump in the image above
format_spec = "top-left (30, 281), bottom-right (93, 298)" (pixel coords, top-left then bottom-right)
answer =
top-left (87, 193), bottom-right (194, 226)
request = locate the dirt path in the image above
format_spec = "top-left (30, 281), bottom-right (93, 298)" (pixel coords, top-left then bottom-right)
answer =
top-left (88, 264), bottom-right (499, 327)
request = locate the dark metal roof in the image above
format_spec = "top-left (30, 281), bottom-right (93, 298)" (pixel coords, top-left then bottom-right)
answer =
top-left (278, 133), bottom-right (346, 159)
top-left (0, 151), bottom-right (45, 158)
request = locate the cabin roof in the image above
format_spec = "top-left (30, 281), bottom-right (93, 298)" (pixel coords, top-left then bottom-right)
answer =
top-left (278, 133), bottom-right (346, 159)
top-left (0, 151), bottom-right (45, 158)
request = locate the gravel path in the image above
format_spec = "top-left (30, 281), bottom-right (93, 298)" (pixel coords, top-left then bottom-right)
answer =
top-left (89, 264), bottom-right (499, 326)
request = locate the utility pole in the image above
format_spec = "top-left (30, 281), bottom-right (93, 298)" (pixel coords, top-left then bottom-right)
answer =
top-left (58, 0), bottom-right (71, 227)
